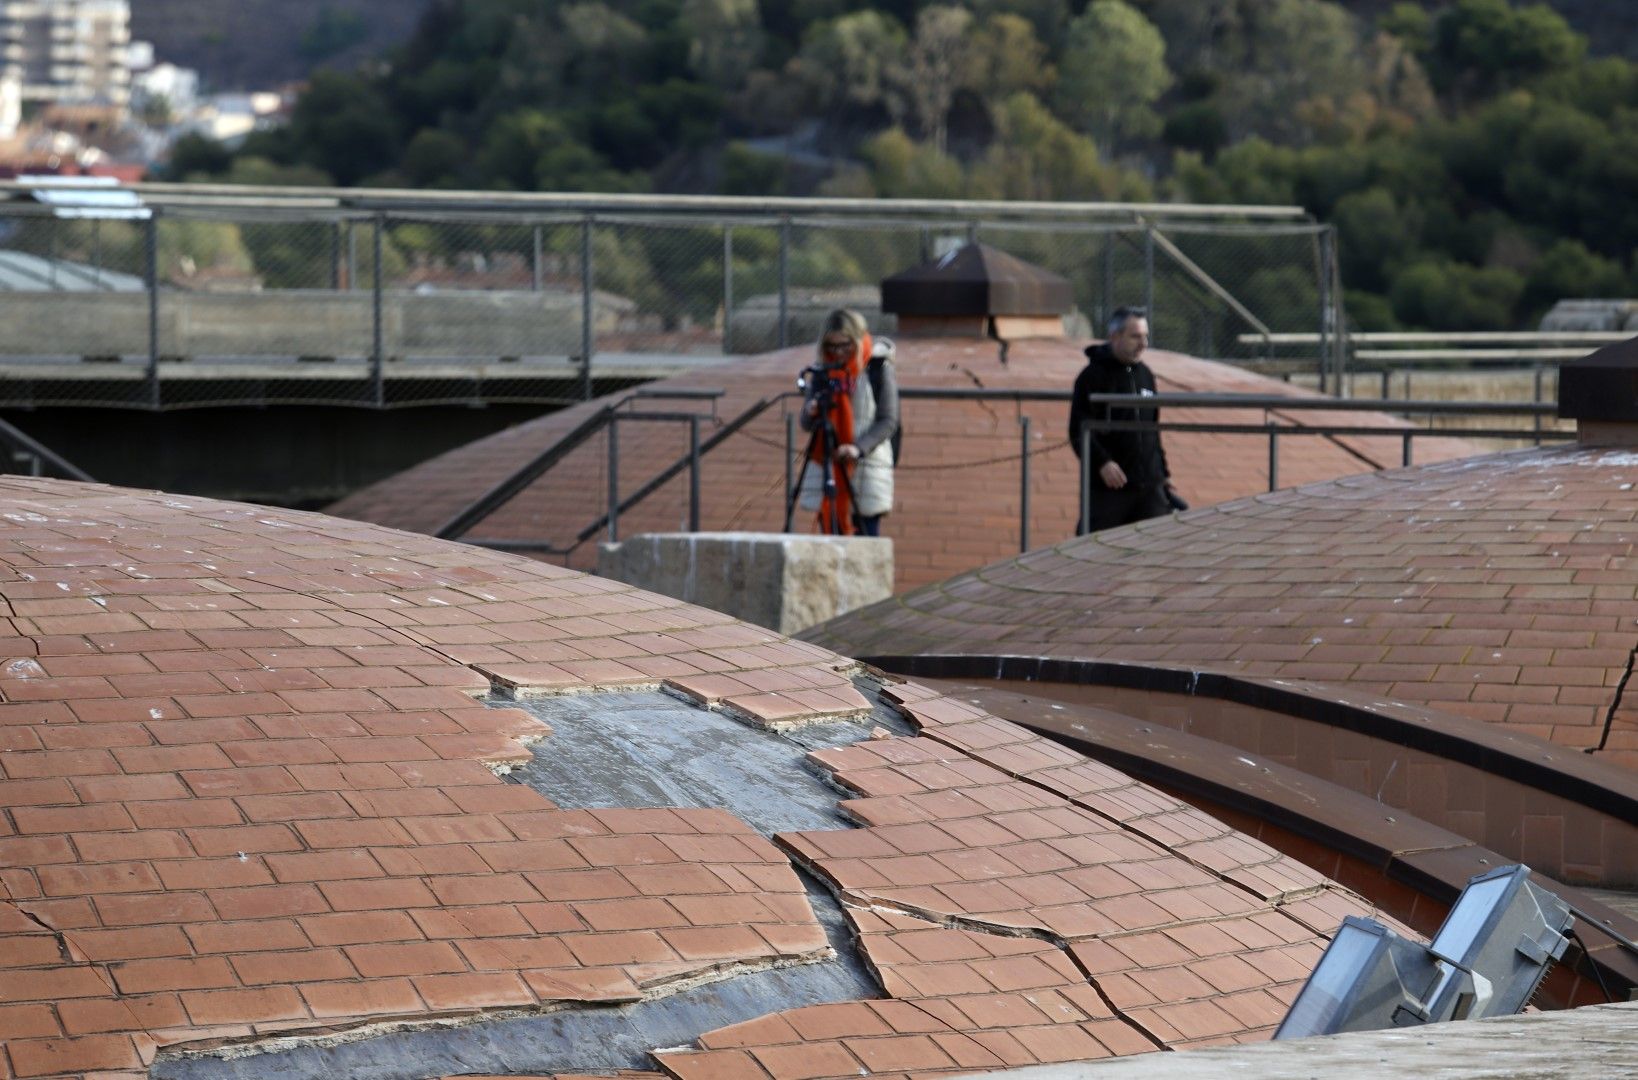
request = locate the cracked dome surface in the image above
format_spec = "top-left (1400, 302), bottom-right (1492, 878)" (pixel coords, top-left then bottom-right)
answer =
top-left (0, 477), bottom-right (1409, 1079)
top-left (328, 338), bottom-right (1474, 593)
top-left (807, 446), bottom-right (1638, 772)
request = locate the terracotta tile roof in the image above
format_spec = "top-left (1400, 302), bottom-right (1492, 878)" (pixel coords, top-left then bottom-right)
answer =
top-left (0, 477), bottom-right (1406, 1078)
top-left (655, 682), bottom-right (1410, 1077)
top-left (806, 446), bottom-right (1638, 770)
top-left (329, 340), bottom-right (1476, 592)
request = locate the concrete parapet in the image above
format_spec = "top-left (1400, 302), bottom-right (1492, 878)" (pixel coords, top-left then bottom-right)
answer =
top-left (0, 288), bottom-right (633, 359)
top-left (597, 532), bottom-right (892, 635)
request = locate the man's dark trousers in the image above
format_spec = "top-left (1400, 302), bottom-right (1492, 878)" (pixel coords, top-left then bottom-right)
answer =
top-left (1080, 483), bottom-right (1170, 534)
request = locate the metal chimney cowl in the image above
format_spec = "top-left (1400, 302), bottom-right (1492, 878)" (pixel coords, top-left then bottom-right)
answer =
top-left (880, 243), bottom-right (1073, 342)
top-left (1558, 336), bottom-right (1638, 446)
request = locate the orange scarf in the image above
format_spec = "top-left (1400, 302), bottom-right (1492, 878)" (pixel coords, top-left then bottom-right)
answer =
top-left (811, 332), bottom-right (870, 534)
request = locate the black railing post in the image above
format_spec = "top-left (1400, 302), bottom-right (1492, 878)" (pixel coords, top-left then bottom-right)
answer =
top-left (777, 215), bottom-right (791, 350)
top-left (346, 221), bottom-right (357, 291)
top-left (1143, 223), bottom-right (1155, 341)
top-left (1079, 427), bottom-right (1092, 537)
top-left (1101, 235), bottom-right (1115, 330)
top-left (144, 210), bottom-right (161, 408)
top-left (1402, 432), bottom-right (1413, 468)
top-left (531, 224), bottom-right (543, 292)
top-left (1019, 416), bottom-right (1031, 553)
top-left (1267, 423), bottom-right (1279, 492)
top-left (723, 225), bottom-right (734, 354)
top-left (688, 415), bottom-right (701, 531)
top-left (785, 411), bottom-right (796, 528)
top-left (607, 417), bottom-right (620, 543)
top-left (371, 212), bottom-right (385, 408)
top-left (581, 213), bottom-right (595, 401)
top-left (1317, 228), bottom-right (1333, 396)
top-left (1534, 367), bottom-right (1545, 446)
top-left (330, 221), bottom-right (342, 291)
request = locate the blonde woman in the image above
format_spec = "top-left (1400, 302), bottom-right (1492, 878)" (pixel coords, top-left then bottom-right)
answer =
top-left (798, 309), bottom-right (898, 536)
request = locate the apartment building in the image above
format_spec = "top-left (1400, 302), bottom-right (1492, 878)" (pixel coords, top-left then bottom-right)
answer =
top-left (0, 0), bottom-right (130, 108)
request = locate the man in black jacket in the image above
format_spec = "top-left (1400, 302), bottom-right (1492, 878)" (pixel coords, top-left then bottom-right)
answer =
top-left (1068, 307), bottom-right (1181, 534)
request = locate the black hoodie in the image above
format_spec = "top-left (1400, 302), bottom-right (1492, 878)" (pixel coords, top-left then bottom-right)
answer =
top-left (1067, 343), bottom-right (1170, 488)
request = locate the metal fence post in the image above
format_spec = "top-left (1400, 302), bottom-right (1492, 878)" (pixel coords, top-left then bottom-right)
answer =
top-left (145, 210), bottom-right (160, 409)
top-left (607, 417), bottom-right (620, 543)
top-left (1267, 423), bottom-right (1279, 491)
top-left (1143, 224), bottom-right (1156, 344)
top-left (330, 221), bottom-right (342, 291)
top-left (1019, 416), bottom-right (1031, 553)
top-left (371, 213), bottom-right (385, 407)
top-left (581, 213), bottom-right (595, 401)
top-left (1534, 367), bottom-right (1545, 446)
top-left (1317, 228), bottom-right (1334, 396)
top-left (722, 225), bottom-right (734, 354)
top-left (1101, 235), bottom-right (1115, 331)
top-left (1402, 432), bottom-right (1413, 468)
top-left (346, 221), bottom-right (357, 292)
top-left (785, 411), bottom-right (795, 527)
top-left (688, 415), bottom-right (701, 532)
top-left (531, 224), bottom-right (543, 292)
top-left (1079, 427), bottom-right (1092, 537)
top-left (777, 215), bottom-right (791, 350)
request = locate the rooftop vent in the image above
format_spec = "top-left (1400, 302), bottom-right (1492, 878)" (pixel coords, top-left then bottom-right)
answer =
top-left (1557, 335), bottom-right (1638, 446)
top-left (880, 242), bottom-right (1072, 343)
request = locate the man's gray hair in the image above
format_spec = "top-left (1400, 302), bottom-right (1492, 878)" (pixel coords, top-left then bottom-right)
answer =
top-left (1107, 305), bottom-right (1148, 337)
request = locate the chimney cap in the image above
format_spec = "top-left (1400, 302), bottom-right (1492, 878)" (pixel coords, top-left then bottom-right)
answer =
top-left (881, 242), bottom-right (1073, 319)
top-left (1558, 336), bottom-right (1638, 423)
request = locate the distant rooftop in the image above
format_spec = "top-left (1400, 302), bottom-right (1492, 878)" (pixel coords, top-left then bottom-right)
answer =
top-left (0, 249), bottom-right (141, 291)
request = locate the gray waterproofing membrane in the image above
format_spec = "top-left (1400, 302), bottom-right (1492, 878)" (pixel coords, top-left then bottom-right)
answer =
top-left (154, 688), bottom-right (910, 1079)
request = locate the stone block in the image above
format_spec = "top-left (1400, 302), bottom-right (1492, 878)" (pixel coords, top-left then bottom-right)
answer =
top-left (596, 532), bottom-right (892, 635)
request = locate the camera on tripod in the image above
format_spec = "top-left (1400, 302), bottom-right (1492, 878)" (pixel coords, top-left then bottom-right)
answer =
top-left (796, 364), bottom-right (833, 400)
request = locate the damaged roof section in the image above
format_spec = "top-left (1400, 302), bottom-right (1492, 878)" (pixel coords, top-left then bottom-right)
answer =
top-left (0, 477), bottom-right (1405, 1079)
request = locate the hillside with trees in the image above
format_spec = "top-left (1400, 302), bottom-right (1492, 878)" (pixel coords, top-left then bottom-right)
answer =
top-left (174, 0), bottom-right (1638, 331)
top-left (132, 1), bottom-right (426, 89)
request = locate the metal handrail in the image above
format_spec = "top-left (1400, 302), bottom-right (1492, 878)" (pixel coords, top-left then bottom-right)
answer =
top-left (0, 417), bottom-right (93, 482)
top-left (459, 390), bottom-right (792, 554)
top-left (7, 180), bottom-right (1311, 223)
top-left (459, 387), bottom-right (1565, 560)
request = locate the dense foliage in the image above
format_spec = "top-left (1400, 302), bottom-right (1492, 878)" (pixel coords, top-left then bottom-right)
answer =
top-left (174, 0), bottom-right (1638, 330)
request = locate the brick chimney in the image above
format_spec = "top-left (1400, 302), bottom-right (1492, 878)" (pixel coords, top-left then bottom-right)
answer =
top-left (880, 243), bottom-right (1073, 342)
top-left (1558, 336), bottom-right (1638, 446)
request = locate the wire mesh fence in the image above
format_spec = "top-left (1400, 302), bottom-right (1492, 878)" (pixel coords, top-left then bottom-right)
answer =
top-left (0, 190), bottom-right (1339, 410)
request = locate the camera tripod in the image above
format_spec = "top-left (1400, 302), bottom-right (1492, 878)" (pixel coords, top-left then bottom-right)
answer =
top-left (783, 388), bottom-right (861, 536)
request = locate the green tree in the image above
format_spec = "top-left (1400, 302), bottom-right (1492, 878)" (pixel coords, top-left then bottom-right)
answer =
top-left (1221, 0), bottom-right (1370, 145)
top-left (166, 133), bottom-right (232, 180)
top-left (1389, 259), bottom-right (1524, 330)
top-left (682, 0), bottom-right (764, 88)
top-left (1426, 0), bottom-right (1586, 103)
top-left (1056, 1), bottom-right (1172, 149)
top-left (971, 92), bottom-right (1140, 200)
top-left (859, 128), bottom-right (966, 198)
top-left (402, 129), bottom-right (468, 188)
top-left (299, 5), bottom-right (369, 62)
top-left (282, 71), bottom-right (401, 185)
top-left (798, 11), bottom-right (909, 121)
top-left (964, 13), bottom-right (1055, 107)
top-left (1330, 186), bottom-right (1423, 292)
top-left (894, 6), bottom-right (973, 154)
top-left (969, 0), bottom-right (1069, 43)
top-left (1521, 240), bottom-right (1629, 321)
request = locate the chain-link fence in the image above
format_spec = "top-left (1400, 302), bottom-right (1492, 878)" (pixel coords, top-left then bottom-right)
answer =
top-left (0, 186), bottom-right (1337, 410)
